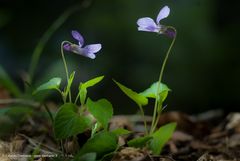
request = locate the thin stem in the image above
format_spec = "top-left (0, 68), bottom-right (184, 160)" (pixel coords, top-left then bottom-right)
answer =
top-left (152, 105), bottom-right (162, 133)
top-left (61, 41), bottom-right (70, 80)
top-left (150, 27), bottom-right (177, 134)
top-left (61, 41), bottom-right (73, 103)
top-left (43, 104), bottom-right (54, 123)
top-left (74, 92), bottom-right (80, 105)
top-left (60, 140), bottom-right (65, 155)
top-left (138, 104), bottom-right (148, 135)
top-left (28, 5), bottom-right (80, 84)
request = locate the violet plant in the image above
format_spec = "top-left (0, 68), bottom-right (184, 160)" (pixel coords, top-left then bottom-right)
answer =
top-left (34, 31), bottom-right (119, 160)
top-left (114, 6), bottom-right (177, 154)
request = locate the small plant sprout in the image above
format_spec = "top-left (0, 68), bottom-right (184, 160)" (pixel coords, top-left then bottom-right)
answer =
top-left (114, 5), bottom-right (177, 154)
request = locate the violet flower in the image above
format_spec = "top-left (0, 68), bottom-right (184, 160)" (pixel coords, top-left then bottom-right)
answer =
top-left (64, 30), bottom-right (102, 59)
top-left (137, 6), bottom-right (175, 37)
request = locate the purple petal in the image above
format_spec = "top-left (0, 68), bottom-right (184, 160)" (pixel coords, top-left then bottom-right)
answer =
top-left (85, 53), bottom-right (96, 59)
top-left (63, 43), bottom-right (71, 51)
top-left (156, 6), bottom-right (170, 24)
top-left (137, 17), bottom-right (159, 32)
top-left (163, 27), bottom-right (176, 38)
top-left (138, 26), bottom-right (160, 32)
top-left (71, 30), bottom-right (84, 47)
top-left (65, 44), bottom-right (84, 55)
top-left (83, 44), bottom-right (102, 54)
top-left (137, 17), bottom-right (157, 28)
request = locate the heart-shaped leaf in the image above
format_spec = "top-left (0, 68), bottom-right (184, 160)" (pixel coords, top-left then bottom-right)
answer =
top-left (78, 131), bottom-right (118, 158)
top-left (86, 98), bottom-right (113, 129)
top-left (140, 82), bottom-right (170, 103)
top-left (54, 103), bottom-right (91, 139)
top-left (33, 77), bottom-right (61, 94)
top-left (149, 122), bottom-right (176, 154)
top-left (113, 80), bottom-right (148, 106)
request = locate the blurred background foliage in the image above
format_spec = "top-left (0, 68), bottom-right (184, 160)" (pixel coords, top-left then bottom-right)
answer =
top-left (0, 0), bottom-right (239, 114)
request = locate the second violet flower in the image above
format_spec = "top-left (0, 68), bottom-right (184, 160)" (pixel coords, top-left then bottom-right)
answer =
top-left (137, 6), bottom-right (176, 38)
top-left (64, 30), bottom-right (102, 59)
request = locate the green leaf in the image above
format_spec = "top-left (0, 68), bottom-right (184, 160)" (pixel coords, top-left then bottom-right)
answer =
top-left (65, 71), bottom-right (75, 95)
top-left (128, 136), bottom-right (153, 148)
top-left (82, 76), bottom-right (104, 89)
top-left (111, 128), bottom-right (132, 136)
top-left (54, 103), bottom-right (91, 139)
top-left (79, 76), bottom-right (104, 105)
top-left (73, 152), bottom-right (96, 161)
top-left (78, 131), bottom-right (118, 158)
top-left (33, 77), bottom-right (61, 94)
top-left (149, 122), bottom-right (176, 155)
top-left (79, 84), bottom-right (87, 105)
top-left (86, 98), bottom-right (113, 129)
top-left (0, 65), bottom-right (21, 96)
top-left (140, 82), bottom-right (170, 103)
top-left (113, 80), bottom-right (148, 106)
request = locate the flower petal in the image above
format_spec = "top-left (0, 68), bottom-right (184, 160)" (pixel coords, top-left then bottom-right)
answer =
top-left (138, 26), bottom-right (159, 32)
top-left (156, 6), bottom-right (170, 24)
top-left (83, 44), bottom-right (102, 54)
top-left (86, 53), bottom-right (96, 59)
top-left (65, 44), bottom-right (84, 55)
top-left (71, 30), bottom-right (84, 47)
top-left (63, 43), bottom-right (71, 51)
top-left (137, 17), bottom-right (159, 32)
top-left (137, 17), bottom-right (157, 28)
top-left (163, 27), bottom-right (176, 38)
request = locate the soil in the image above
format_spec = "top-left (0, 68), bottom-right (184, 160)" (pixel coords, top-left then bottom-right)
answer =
top-left (1, 93), bottom-right (240, 161)
top-left (110, 111), bottom-right (240, 161)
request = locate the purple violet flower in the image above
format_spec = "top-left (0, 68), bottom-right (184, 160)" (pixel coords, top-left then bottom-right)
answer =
top-left (63, 30), bottom-right (102, 59)
top-left (137, 6), bottom-right (171, 34)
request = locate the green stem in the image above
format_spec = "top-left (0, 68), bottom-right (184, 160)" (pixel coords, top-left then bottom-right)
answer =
top-left (28, 5), bottom-right (80, 84)
top-left (150, 27), bottom-right (177, 134)
top-left (61, 41), bottom-right (73, 103)
top-left (61, 41), bottom-right (70, 80)
top-left (43, 104), bottom-right (54, 124)
top-left (152, 104), bottom-right (162, 133)
top-left (138, 104), bottom-right (148, 135)
top-left (74, 92), bottom-right (80, 104)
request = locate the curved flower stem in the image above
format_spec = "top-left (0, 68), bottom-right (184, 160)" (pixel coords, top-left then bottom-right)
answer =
top-left (138, 104), bottom-right (148, 135)
top-left (61, 41), bottom-right (73, 103)
top-left (150, 27), bottom-right (177, 134)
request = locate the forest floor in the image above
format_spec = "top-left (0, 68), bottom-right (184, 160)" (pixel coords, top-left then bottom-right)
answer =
top-left (0, 99), bottom-right (240, 161)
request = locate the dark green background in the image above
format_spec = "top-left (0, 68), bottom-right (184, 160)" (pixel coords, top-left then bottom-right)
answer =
top-left (0, 0), bottom-right (239, 114)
